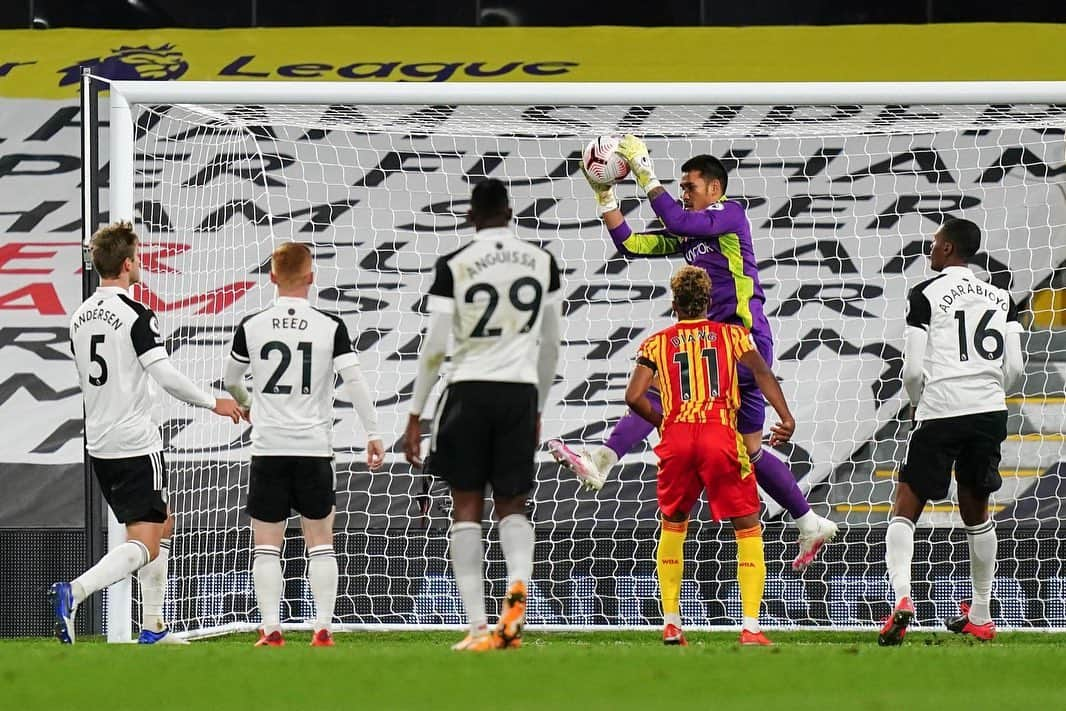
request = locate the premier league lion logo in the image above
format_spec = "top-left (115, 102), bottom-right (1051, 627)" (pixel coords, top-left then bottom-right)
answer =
top-left (58, 44), bottom-right (188, 86)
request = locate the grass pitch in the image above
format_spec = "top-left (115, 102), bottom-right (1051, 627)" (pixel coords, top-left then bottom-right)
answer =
top-left (3, 630), bottom-right (1063, 710)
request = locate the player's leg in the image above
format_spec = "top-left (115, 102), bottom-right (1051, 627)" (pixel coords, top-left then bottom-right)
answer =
top-left (302, 510), bottom-right (337, 647)
top-left (427, 383), bottom-right (498, 651)
top-left (548, 388), bottom-right (662, 488)
top-left (135, 508), bottom-right (188, 644)
top-left (703, 427), bottom-right (770, 645)
top-left (292, 456), bottom-right (339, 647)
top-left (946, 412), bottom-right (1007, 641)
top-left (653, 424), bottom-right (701, 646)
top-left (489, 382), bottom-right (539, 648)
top-left (880, 419), bottom-right (953, 645)
top-left (51, 455), bottom-right (161, 644)
top-left (450, 490), bottom-right (495, 650)
top-left (246, 456), bottom-right (289, 647)
top-left (734, 359), bottom-right (836, 570)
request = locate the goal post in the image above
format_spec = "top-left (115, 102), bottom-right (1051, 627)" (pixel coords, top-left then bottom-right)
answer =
top-left (92, 79), bottom-right (1066, 641)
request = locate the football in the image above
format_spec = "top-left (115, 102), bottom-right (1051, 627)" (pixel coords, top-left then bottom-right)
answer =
top-left (582, 135), bottom-right (630, 185)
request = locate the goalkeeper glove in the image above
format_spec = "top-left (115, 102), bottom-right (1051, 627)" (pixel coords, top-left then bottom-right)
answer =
top-left (615, 134), bottom-right (661, 194)
top-left (581, 164), bottom-right (619, 216)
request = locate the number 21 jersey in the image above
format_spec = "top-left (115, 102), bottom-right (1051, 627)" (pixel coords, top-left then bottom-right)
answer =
top-left (229, 297), bottom-right (359, 456)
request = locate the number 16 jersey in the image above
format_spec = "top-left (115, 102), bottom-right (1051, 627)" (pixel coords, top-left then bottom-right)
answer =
top-left (229, 297), bottom-right (359, 456)
top-left (906, 265), bottom-right (1020, 421)
top-left (636, 318), bottom-right (755, 429)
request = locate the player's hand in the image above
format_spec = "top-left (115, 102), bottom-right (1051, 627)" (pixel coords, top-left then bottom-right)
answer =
top-left (768, 416), bottom-right (795, 446)
top-left (212, 397), bottom-right (243, 423)
top-left (239, 406), bottom-right (251, 424)
top-left (403, 415), bottom-right (423, 468)
top-left (366, 438), bottom-right (385, 471)
top-left (580, 164), bottom-right (619, 215)
top-left (615, 134), bottom-right (661, 194)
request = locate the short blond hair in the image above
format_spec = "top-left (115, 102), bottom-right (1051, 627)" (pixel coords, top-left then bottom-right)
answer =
top-left (271, 242), bottom-right (313, 287)
top-left (670, 265), bottom-right (711, 318)
top-left (91, 221), bottom-right (138, 278)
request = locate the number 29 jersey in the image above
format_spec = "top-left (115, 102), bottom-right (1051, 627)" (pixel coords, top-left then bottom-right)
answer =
top-left (426, 226), bottom-right (562, 386)
top-left (636, 319), bottom-right (754, 429)
top-left (229, 297), bottom-right (359, 456)
top-left (906, 265), bottom-right (1020, 421)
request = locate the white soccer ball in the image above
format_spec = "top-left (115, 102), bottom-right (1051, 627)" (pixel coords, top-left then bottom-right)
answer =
top-left (582, 135), bottom-right (630, 186)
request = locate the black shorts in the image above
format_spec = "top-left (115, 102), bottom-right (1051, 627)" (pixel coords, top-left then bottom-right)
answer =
top-left (247, 456), bottom-right (336, 523)
top-left (899, 411), bottom-right (1008, 501)
top-left (91, 452), bottom-right (168, 525)
top-left (425, 381), bottom-right (538, 498)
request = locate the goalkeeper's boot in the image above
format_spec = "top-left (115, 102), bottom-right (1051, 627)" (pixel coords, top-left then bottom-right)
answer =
top-left (452, 629), bottom-right (503, 652)
top-left (739, 629), bottom-right (773, 646)
top-left (878, 596), bottom-right (915, 646)
top-left (792, 516), bottom-right (839, 572)
top-left (254, 629), bottom-right (285, 647)
top-left (662, 623), bottom-right (688, 646)
top-left (495, 581), bottom-right (527, 648)
top-left (48, 582), bottom-right (77, 645)
top-left (310, 629), bottom-right (335, 647)
top-left (137, 628), bottom-right (189, 645)
top-left (944, 601), bottom-right (996, 642)
top-left (547, 440), bottom-right (607, 491)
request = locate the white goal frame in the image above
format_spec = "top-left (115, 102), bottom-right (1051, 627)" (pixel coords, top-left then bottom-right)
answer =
top-left (98, 80), bottom-right (1066, 642)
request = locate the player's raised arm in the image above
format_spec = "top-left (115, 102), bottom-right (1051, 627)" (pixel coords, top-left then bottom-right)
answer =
top-left (332, 320), bottom-right (384, 471)
top-left (616, 135), bottom-right (746, 238)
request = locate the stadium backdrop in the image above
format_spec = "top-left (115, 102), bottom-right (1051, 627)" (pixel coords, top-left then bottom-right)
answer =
top-left (1, 24), bottom-right (1064, 635)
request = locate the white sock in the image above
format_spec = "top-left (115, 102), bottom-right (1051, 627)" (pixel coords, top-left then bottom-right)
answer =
top-left (137, 537), bottom-right (170, 632)
top-left (72, 540), bottom-right (150, 605)
top-left (742, 616), bottom-right (761, 633)
top-left (664, 612), bottom-right (682, 628)
top-left (794, 510), bottom-right (819, 536)
top-left (253, 544), bottom-right (283, 633)
top-left (885, 517), bottom-right (915, 604)
top-left (966, 519), bottom-right (997, 625)
top-left (307, 544), bottom-right (337, 633)
top-left (591, 445), bottom-right (619, 475)
top-left (497, 514), bottom-right (534, 588)
top-left (450, 522), bottom-right (487, 634)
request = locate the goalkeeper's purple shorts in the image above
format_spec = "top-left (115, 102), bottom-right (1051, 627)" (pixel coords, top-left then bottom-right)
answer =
top-left (733, 332), bottom-right (775, 435)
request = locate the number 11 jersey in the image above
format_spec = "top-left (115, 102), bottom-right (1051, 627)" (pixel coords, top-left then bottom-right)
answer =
top-left (907, 265), bottom-right (1020, 421)
top-left (636, 318), bottom-right (755, 429)
top-left (229, 297), bottom-right (359, 456)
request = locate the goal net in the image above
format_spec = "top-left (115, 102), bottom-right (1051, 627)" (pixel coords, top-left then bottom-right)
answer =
top-left (94, 81), bottom-right (1066, 638)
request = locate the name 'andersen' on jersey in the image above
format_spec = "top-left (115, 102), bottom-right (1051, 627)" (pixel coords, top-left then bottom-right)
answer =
top-left (906, 265), bottom-right (1021, 421)
top-left (70, 286), bottom-right (168, 458)
top-left (229, 297), bottom-right (359, 457)
top-left (426, 226), bottom-right (562, 386)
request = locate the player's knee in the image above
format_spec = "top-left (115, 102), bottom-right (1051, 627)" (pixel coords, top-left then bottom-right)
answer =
top-left (660, 508), bottom-right (687, 524)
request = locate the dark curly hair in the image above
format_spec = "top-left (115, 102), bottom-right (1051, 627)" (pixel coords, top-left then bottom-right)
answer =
top-left (670, 265), bottom-right (711, 319)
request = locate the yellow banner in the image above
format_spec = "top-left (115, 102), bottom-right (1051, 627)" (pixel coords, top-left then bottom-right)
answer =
top-left (1, 24), bottom-right (1065, 98)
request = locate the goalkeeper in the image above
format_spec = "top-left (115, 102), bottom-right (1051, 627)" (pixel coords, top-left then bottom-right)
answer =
top-left (548, 135), bottom-right (836, 570)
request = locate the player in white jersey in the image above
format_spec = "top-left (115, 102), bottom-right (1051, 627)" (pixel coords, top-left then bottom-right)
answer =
top-left (879, 218), bottom-right (1024, 646)
top-left (51, 222), bottom-right (244, 644)
top-left (403, 179), bottom-right (562, 651)
top-left (223, 242), bottom-right (384, 648)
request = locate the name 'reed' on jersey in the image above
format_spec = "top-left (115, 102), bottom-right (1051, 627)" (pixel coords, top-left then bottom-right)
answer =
top-left (70, 286), bottom-right (167, 458)
top-left (427, 226), bottom-right (562, 385)
top-left (230, 297), bottom-right (358, 456)
top-left (907, 265), bottom-right (1021, 421)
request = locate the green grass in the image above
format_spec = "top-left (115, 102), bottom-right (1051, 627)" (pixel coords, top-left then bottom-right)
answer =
top-left (3, 630), bottom-right (1064, 710)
